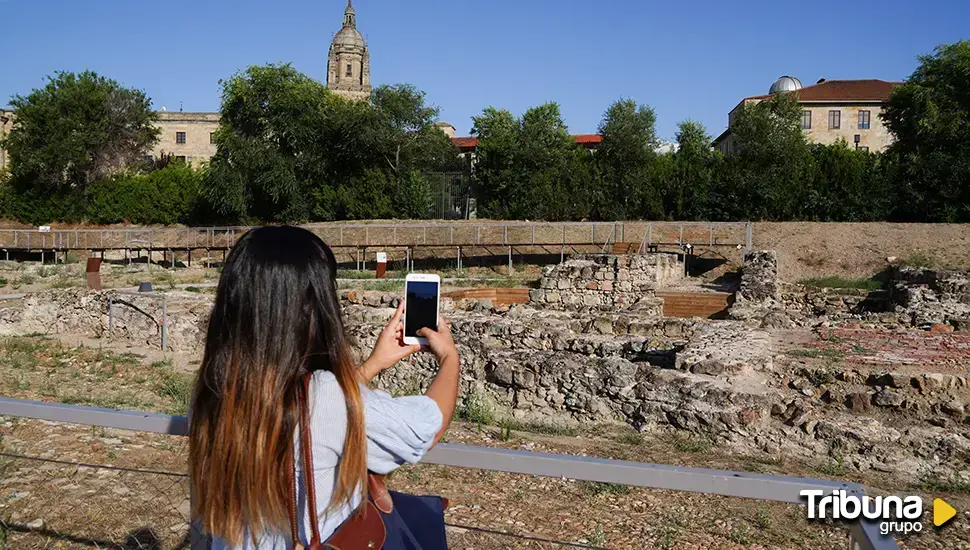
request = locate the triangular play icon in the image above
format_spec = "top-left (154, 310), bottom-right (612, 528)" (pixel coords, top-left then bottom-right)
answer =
top-left (933, 498), bottom-right (957, 527)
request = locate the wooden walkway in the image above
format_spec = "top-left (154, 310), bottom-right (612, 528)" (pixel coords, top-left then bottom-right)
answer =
top-left (0, 221), bottom-right (752, 270)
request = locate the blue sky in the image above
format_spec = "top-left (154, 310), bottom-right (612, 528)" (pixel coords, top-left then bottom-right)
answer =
top-left (1, 0), bottom-right (967, 141)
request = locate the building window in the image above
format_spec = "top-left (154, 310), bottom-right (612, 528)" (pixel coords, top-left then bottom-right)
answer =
top-left (175, 156), bottom-right (187, 163)
top-left (176, 132), bottom-right (186, 144)
top-left (860, 146), bottom-right (870, 153)
top-left (210, 132), bottom-right (216, 144)
top-left (801, 110), bottom-right (812, 129)
top-left (828, 110), bottom-right (841, 130)
top-left (858, 110), bottom-right (871, 129)
top-left (346, 63), bottom-right (352, 77)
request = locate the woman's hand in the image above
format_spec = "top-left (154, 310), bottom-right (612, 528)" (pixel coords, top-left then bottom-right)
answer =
top-left (360, 301), bottom-right (421, 383)
top-left (417, 316), bottom-right (459, 368)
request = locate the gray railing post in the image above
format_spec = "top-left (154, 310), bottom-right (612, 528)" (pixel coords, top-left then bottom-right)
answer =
top-left (508, 246), bottom-right (513, 274)
top-left (745, 222), bottom-right (754, 251)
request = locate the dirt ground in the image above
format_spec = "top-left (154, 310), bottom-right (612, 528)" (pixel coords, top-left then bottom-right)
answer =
top-left (753, 222), bottom-right (970, 282)
top-left (0, 334), bottom-right (967, 549)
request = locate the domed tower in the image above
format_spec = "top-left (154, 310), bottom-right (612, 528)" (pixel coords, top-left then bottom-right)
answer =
top-left (769, 75), bottom-right (803, 95)
top-left (327, 0), bottom-right (371, 101)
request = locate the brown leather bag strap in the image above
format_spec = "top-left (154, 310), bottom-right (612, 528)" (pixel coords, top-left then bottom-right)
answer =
top-left (288, 471), bottom-right (300, 548)
top-left (301, 373), bottom-right (323, 548)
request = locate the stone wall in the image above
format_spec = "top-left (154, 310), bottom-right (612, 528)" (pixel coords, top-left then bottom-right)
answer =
top-left (0, 288), bottom-right (210, 351)
top-left (1, 288), bottom-right (967, 482)
top-left (802, 104), bottom-right (893, 153)
top-left (151, 113), bottom-right (220, 165)
top-left (528, 253), bottom-right (681, 313)
top-left (779, 266), bottom-right (970, 329)
top-left (890, 266), bottom-right (970, 327)
top-left (728, 250), bottom-right (788, 327)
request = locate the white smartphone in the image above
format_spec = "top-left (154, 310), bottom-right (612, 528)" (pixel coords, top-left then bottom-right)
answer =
top-left (403, 273), bottom-right (441, 346)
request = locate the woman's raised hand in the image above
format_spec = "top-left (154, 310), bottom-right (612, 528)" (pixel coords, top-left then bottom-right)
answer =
top-left (417, 316), bottom-right (458, 367)
top-left (360, 301), bottom-right (421, 382)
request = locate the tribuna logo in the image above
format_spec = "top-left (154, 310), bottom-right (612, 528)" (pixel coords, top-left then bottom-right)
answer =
top-left (801, 490), bottom-right (924, 535)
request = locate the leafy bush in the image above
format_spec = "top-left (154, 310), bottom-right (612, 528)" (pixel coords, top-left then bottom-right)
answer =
top-left (0, 163), bottom-right (202, 225)
top-left (85, 163), bottom-right (202, 225)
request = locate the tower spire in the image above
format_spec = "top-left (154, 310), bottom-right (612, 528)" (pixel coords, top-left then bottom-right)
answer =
top-left (343, 0), bottom-right (356, 28)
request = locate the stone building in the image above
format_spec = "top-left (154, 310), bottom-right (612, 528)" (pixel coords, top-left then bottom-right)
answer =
top-left (0, 110), bottom-right (13, 171)
top-left (713, 76), bottom-right (901, 155)
top-left (326, 0), bottom-right (372, 101)
top-left (149, 112), bottom-right (220, 165)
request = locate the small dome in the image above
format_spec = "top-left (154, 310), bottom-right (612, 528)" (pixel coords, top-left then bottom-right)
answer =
top-left (332, 26), bottom-right (365, 50)
top-left (769, 75), bottom-right (802, 94)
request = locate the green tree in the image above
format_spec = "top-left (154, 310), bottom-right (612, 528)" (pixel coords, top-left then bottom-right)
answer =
top-left (470, 107), bottom-right (521, 218)
top-left (668, 120), bottom-right (717, 220)
top-left (516, 103), bottom-right (575, 219)
top-left (804, 141), bottom-right (891, 221)
top-left (370, 84), bottom-right (459, 176)
top-left (882, 41), bottom-right (970, 222)
top-left (596, 99), bottom-right (661, 219)
top-left (472, 102), bottom-right (577, 220)
top-left (203, 64), bottom-right (354, 222)
top-left (723, 93), bottom-right (812, 220)
top-left (85, 162), bottom-right (203, 225)
top-left (204, 65), bottom-right (456, 223)
top-left (394, 170), bottom-right (436, 219)
top-left (3, 71), bottom-right (159, 190)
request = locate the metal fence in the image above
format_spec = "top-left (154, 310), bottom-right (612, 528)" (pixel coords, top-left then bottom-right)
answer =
top-left (0, 221), bottom-right (752, 252)
top-left (431, 172), bottom-right (472, 220)
top-left (0, 397), bottom-right (897, 549)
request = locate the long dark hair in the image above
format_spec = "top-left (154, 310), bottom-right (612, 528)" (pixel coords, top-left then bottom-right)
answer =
top-left (189, 226), bottom-right (367, 545)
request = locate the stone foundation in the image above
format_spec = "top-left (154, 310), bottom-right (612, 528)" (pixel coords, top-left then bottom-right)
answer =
top-left (890, 266), bottom-right (970, 327)
top-left (2, 286), bottom-right (967, 484)
top-left (729, 250), bottom-right (789, 327)
top-left (529, 253), bottom-right (681, 313)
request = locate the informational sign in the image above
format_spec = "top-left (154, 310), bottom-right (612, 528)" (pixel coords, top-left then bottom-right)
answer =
top-left (375, 252), bottom-right (388, 279)
top-left (38, 226), bottom-right (51, 233)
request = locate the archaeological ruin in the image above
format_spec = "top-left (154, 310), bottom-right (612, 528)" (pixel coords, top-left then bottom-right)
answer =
top-left (0, 249), bottom-right (967, 489)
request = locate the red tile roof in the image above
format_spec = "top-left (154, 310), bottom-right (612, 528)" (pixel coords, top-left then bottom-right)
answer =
top-left (744, 79), bottom-right (901, 103)
top-left (573, 134), bottom-right (603, 145)
top-left (452, 134), bottom-right (602, 151)
top-left (451, 137), bottom-right (479, 150)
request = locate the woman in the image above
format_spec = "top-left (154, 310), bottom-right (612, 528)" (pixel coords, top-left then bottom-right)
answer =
top-left (189, 226), bottom-right (459, 549)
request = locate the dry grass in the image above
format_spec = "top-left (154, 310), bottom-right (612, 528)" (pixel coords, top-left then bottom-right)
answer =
top-left (0, 335), bottom-right (967, 548)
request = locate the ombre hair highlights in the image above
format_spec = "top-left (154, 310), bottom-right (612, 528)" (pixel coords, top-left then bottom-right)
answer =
top-left (188, 226), bottom-right (367, 545)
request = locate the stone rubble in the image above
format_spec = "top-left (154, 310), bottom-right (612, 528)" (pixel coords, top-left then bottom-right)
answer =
top-left (890, 265), bottom-right (970, 327)
top-left (728, 250), bottom-right (790, 328)
top-left (528, 253), bottom-right (680, 313)
top-left (0, 252), bottom-right (968, 485)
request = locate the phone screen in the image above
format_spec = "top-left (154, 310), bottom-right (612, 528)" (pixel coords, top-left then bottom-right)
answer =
top-left (405, 281), bottom-right (439, 338)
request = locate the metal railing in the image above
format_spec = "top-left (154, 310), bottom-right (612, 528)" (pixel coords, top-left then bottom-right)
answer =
top-left (0, 221), bottom-right (753, 252)
top-left (0, 396), bottom-right (896, 549)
